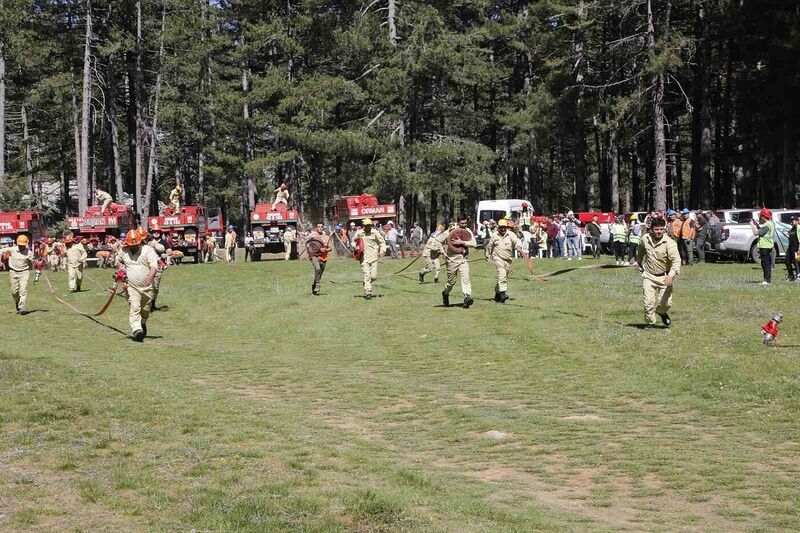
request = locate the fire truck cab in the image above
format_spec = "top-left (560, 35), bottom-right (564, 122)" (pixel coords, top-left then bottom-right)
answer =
top-left (147, 206), bottom-right (223, 263)
top-left (0, 211), bottom-right (46, 269)
top-left (67, 204), bottom-right (135, 266)
top-left (331, 194), bottom-right (397, 225)
top-left (249, 203), bottom-right (300, 260)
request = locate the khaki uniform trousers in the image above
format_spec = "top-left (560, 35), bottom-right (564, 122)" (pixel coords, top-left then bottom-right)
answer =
top-left (443, 254), bottom-right (471, 296)
top-left (284, 241), bottom-right (292, 260)
top-left (642, 271), bottom-right (673, 324)
top-left (68, 264), bottom-right (84, 291)
top-left (126, 285), bottom-right (153, 333)
top-left (493, 258), bottom-right (511, 292)
top-left (420, 255), bottom-right (440, 277)
top-left (152, 268), bottom-right (164, 304)
top-left (226, 246), bottom-right (235, 262)
top-left (10, 269), bottom-right (30, 312)
top-left (49, 254), bottom-right (60, 271)
top-left (361, 260), bottom-right (378, 294)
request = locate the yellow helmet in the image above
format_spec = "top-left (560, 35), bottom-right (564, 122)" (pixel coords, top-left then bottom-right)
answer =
top-left (497, 219), bottom-right (509, 228)
top-left (630, 214), bottom-right (637, 221)
top-left (16, 235), bottom-right (29, 246)
top-left (362, 218), bottom-right (373, 226)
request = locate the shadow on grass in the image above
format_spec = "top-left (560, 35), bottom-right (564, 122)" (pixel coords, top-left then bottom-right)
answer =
top-left (624, 323), bottom-right (669, 330)
top-left (152, 305), bottom-right (170, 312)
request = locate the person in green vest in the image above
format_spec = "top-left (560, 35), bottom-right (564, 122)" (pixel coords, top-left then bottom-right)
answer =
top-left (750, 208), bottom-right (775, 285)
top-left (783, 216), bottom-right (799, 281)
top-left (611, 215), bottom-right (628, 265)
top-left (519, 203), bottom-right (533, 231)
top-left (627, 214), bottom-right (642, 264)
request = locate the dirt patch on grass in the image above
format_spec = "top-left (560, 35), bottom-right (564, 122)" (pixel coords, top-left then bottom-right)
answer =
top-left (462, 462), bottom-right (749, 531)
top-left (560, 414), bottom-right (608, 422)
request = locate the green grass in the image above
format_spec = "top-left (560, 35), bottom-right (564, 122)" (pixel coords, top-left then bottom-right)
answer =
top-left (1, 254), bottom-right (799, 531)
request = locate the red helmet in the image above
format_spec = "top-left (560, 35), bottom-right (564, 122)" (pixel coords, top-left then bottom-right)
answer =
top-left (760, 208), bottom-right (772, 220)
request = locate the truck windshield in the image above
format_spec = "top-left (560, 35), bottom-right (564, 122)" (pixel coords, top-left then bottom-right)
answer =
top-left (733, 211), bottom-right (754, 224)
top-left (479, 210), bottom-right (507, 223)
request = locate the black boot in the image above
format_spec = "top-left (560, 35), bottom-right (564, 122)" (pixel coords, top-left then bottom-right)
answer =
top-left (418, 272), bottom-right (425, 283)
top-left (142, 323), bottom-right (147, 337)
top-left (442, 291), bottom-right (450, 307)
top-left (499, 292), bottom-right (509, 303)
top-left (494, 292), bottom-right (502, 302)
top-left (463, 295), bottom-right (474, 308)
top-left (434, 276), bottom-right (439, 283)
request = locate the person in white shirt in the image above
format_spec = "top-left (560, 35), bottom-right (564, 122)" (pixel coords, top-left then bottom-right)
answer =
top-left (115, 229), bottom-right (159, 342)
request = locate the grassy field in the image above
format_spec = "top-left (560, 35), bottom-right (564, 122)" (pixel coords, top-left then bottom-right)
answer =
top-left (1, 252), bottom-right (799, 531)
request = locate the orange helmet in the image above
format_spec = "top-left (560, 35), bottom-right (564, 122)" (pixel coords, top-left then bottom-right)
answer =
top-left (138, 226), bottom-right (148, 240)
top-left (46, 237), bottom-right (53, 244)
top-left (16, 235), bottom-right (29, 246)
top-left (65, 236), bottom-right (74, 244)
top-left (124, 229), bottom-right (143, 247)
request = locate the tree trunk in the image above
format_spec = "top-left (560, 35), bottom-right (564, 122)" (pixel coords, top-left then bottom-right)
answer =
top-left (242, 65), bottom-right (255, 213)
top-left (106, 57), bottom-right (124, 201)
top-left (22, 105), bottom-right (36, 206)
top-left (648, 0), bottom-right (668, 211)
top-left (631, 146), bottom-right (641, 210)
top-left (572, 0), bottom-right (588, 211)
top-left (78, 0), bottom-right (92, 213)
top-left (0, 29), bottom-right (5, 185)
top-left (71, 72), bottom-right (82, 208)
top-left (134, 0), bottom-right (145, 220)
top-left (690, 2), bottom-right (711, 209)
top-left (609, 128), bottom-right (619, 213)
top-left (143, 2), bottom-right (167, 220)
top-left (387, 0), bottom-right (397, 46)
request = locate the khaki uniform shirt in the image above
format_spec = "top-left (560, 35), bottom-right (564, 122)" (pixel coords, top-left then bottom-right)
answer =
top-left (283, 228), bottom-right (296, 243)
top-left (224, 231), bottom-right (237, 250)
top-left (1, 247), bottom-right (34, 271)
top-left (274, 189), bottom-right (290, 204)
top-left (116, 245), bottom-right (159, 288)
top-left (96, 190), bottom-right (113, 203)
top-left (352, 229), bottom-right (386, 262)
top-left (169, 188), bottom-right (181, 205)
top-left (636, 233), bottom-right (681, 277)
top-left (486, 231), bottom-right (521, 263)
top-left (422, 235), bottom-right (444, 258)
top-left (66, 244), bottom-right (87, 267)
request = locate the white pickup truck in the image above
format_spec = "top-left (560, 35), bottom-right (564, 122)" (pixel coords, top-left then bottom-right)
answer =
top-left (710, 209), bottom-right (800, 263)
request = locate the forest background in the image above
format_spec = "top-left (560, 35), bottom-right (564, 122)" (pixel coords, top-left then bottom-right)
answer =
top-left (0, 0), bottom-right (797, 230)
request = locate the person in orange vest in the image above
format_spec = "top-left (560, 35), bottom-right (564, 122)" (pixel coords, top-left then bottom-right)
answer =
top-left (680, 209), bottom-right (695, 265)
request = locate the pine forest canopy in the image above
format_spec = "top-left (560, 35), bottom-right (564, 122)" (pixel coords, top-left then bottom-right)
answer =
top-left (0, 0), bottom-right (798, 231)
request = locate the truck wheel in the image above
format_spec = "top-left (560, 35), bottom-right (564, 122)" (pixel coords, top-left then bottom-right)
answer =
top-left (750, 242), bottom-right (759, 264)
top-left (252, 251), bottom-right (261, 261)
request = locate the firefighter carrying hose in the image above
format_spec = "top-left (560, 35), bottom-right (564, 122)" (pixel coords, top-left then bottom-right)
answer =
top-left (115, 229), bottom-right (159, 342)
top-left (0, 235), bottom-right (34, 314)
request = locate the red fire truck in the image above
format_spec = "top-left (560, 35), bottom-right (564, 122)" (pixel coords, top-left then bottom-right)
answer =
top-left (0, 210), bottom-right (46, 248)
top-left (67, 204), bottom-right (135, 264)
top-left (147, 206), bottom-right (224, 263)
top-left (249, 203), bottom-right (300, 260)
top-left (331, 194), bottom-right (397, 225)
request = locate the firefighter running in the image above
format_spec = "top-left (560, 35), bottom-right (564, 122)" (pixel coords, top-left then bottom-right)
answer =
top-left (115, 229), bottom-right (159, 342)
top-left (438, 215), bottom-right (476, 308)
top-left (306, 222), bottom-right (331, 295)
top-left (633, 216), bottom-right (681, 328)
top-left (351, 218), bottom-right (386, 300)
top-left (418, 224), bottom-right (445, 283)
top-left (1, 235), bottom-right (34, 314)
top-left (65, 236), bottom-right (87, 292)
top-left (485, 218), bottom-right (527, 303)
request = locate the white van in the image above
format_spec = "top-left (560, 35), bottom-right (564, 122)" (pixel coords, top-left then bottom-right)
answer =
top-left (475, 199), bottom-right (532, 242)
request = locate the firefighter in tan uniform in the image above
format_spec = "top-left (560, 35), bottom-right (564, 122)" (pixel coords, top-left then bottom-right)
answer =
top-left (169, 184), bottom-right (182, 210)
top-left (351, 218), bottom-right (386, 299)
top-left (224, 226), bottom-right (237, 262)
top-left (633, 216), bottom-right (681, 328)
top-left (437, 215), bottom-right (476, 308)
top-left (1, 235), bottom-right (34, 314)
top-left (49, 238), bottom-right (64, 271)
top-left (148, 230), bottom-right (168, 310)
top-left (115, 229), bottom-right (159, 342)
top-left (272, 183), bottom-right (289, 209)
top-left (65, 236), bottom-right (87, 292)
top-left (418, 224), bottom-right (445, 283)
top-left (95, 187), bottom-right (113, 214)
top-left (283, 225), bottom-right (296, 260)
top-left (486, 218), bottom-right (527, 303)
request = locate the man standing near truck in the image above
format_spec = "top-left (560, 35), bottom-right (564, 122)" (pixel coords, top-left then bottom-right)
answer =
top-left (750, 209), bottom-right (775, 285)
top-left (585, 215), bottom-right (602, 259)
top-left (283, 224), bottom-right (296, 260)
top-left (224, 225), bottom-right (237, 262)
